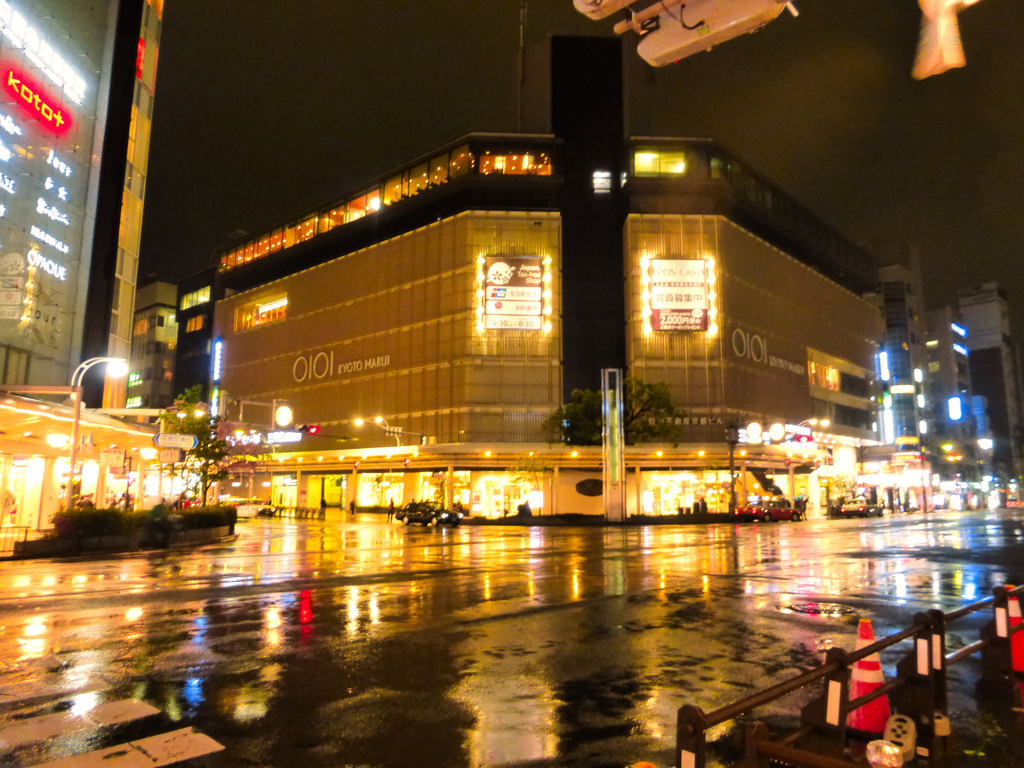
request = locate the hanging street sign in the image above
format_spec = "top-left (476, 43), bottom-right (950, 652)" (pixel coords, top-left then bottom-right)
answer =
top-left (153, 433), bottom-right (198, 450)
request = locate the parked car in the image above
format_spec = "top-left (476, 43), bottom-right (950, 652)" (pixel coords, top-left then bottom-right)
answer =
top-left (222, 497), bottom-right (275, 519)
top-left (761, 497), bottom-right (804, 522)
top-left (834, 498), bottom-right (885, 518)
top-left (396, 501), bottom-right (462, 527)
top-left (734, 496), bottom-right (804, 522)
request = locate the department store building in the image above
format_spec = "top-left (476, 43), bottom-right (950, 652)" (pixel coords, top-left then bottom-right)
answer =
top-left (200, 38), bottom-right (884, 518)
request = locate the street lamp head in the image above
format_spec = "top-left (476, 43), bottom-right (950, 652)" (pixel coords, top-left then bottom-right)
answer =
top-left (105, 359), bottom-right (129, 378)
top-left (374, 416), bottom-right (385, 425)
top-left (353, 417), bottom-right (365, 427)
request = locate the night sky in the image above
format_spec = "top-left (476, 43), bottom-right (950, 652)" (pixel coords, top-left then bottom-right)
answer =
top-left (139, 0), bottom-right (1024, 327)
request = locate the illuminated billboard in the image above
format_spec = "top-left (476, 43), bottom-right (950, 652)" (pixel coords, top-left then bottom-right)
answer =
top-left (480, 255), bottom-right (545, 331)
top-left (648, 258), bottom-right (709, 331)
top-left (0, 1), bottom-right (109, 381)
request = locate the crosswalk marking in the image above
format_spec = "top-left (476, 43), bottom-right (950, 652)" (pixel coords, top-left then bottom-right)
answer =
top-left (0, 699), bottom-right (160, 749)
top-left (0, 680), bottom-right (107, 712)
top-left (27, 726), bottom-right (224, 767)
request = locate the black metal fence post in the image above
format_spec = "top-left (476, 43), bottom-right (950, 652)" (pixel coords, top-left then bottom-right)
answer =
top-left (977, 586), bottom-right (1017, 709)
top-left (799, 647), bottom-right (850, 750)
top-left (892, 610), bottom-right (948, 761)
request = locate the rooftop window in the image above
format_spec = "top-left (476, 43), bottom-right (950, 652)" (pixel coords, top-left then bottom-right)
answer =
top-left (218, 139), bottom-right (554, 273)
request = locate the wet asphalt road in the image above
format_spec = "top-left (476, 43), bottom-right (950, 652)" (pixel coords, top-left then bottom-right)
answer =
top-left (0, 509), bottom-right (1022, 768)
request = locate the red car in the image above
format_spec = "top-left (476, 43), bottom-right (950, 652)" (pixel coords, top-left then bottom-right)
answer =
top-left (734, 497), bottom-right (804, 522)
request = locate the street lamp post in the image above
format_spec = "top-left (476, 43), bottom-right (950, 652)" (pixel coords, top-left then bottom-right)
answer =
top-left (65, 357), bottom-right (129, 509)
top-left (725, 422), bottom-right (740, 515)
top-left (353, 416), bottom-right (423, 446)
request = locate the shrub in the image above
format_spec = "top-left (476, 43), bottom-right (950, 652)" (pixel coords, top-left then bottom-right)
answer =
top-left (176, 504), bottom-right (238, 529)
top-left (50, 507), bottom-right (147, 539)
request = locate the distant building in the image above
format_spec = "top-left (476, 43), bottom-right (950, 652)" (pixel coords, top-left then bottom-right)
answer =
top-left (127, 280), bottom-right (177, 409)
top-left (172, 270), bottom-right (218, 402)
top-left (958, 282), bottom-right (1024, 484)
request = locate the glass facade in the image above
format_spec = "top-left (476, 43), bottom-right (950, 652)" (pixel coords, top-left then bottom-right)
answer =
top-left (0, 1), bottom-right (115, 386)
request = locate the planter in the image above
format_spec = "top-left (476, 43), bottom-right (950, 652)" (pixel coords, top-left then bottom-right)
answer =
top-left (12, 525), bottom-right (233, 559)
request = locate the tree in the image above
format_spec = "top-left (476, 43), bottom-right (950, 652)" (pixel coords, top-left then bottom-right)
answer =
top-left (159, 386), bottom-right (231, 504)
top-left (542, 388), bottom-right (603, 446)
top-left (543, 379), bottom-right (685, 445)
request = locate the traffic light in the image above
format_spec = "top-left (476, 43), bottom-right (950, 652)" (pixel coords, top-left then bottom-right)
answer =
top-left (298, 424), bottom-right (321, 435)
top-left (272, 399), bottom-right (294, 428)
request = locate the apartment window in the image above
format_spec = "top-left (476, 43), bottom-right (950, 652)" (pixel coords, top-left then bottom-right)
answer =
top-left (133, 317), bottom-right (149, 335)
top-left (181, 285), bottom-right (211, 310)
top-left (235, 295), bottom-right (288, 331)
top-left (156, 315), bottom-right (165, 327)
top-left (185, 315), bottom-right (205, 333)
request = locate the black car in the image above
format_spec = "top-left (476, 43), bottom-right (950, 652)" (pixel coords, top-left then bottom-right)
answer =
top-left (396, 501), bottom-right (462, 526)
top-left (834, 498), bottom-right (885, 518)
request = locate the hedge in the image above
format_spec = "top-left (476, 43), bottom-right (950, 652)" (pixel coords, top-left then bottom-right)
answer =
top-left (50, 504), bottom-right (237, 539)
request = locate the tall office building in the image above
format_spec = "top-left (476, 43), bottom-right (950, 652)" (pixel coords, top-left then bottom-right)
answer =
top-left (0, 0), bottom-right (159, 396)
top-left (958, 282), bottom-right (1024, 482)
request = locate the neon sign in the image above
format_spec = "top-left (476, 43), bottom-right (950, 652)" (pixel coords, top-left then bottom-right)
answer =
top-left (0, 2), bottom-right (87, 104)
top-left (3, 68), bottom-right (70, 135)
top-left (27, 246), bottom-right (65, 280)
top-left (30, 224), bottom-right (68, 253)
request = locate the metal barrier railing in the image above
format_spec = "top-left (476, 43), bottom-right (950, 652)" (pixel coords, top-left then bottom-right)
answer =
top-left (0, 525), bottom-right (29, 556)
top-left (676, 584), bottom-right (1024, 767)
top-left (266, 506), bottom-right (326, 520)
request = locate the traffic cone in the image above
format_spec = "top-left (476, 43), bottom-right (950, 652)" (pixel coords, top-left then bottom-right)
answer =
top-left (847, 618), bottom-right (891, 736)
top-left (1006, 586), bottom-right (1024, 709)
top-left (1007, 586), bottom-right (1023, 674)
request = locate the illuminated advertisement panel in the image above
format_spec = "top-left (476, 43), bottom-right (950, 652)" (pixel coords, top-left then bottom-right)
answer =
top-left (0, 1), bottom-right (108, 379)
top-left (483, 255), bottom-right (543, 331)
top-left (649, 258), bottom-right (708, 331)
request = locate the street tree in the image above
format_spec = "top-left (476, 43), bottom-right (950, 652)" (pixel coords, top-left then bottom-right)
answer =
top-left (159, 386), bottom-right (231, 504)
top-left (543, 379), bottom-right (685, 445)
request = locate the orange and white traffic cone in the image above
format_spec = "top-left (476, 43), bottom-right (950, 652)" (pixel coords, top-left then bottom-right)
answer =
top-left (1007, 586), bottom-right (1023, 674)
top-left (1007, 586), bottom-right (1024, 709)
top-left (847, 618), bottom-right (891, 737)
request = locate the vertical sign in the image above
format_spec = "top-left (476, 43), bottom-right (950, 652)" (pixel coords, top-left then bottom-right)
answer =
top-left (483, 255), bottom-right (543, 330)
top-left (649, 258), bottom-right (708, 331)
top-left (602, 368), bottom-right (626, 523)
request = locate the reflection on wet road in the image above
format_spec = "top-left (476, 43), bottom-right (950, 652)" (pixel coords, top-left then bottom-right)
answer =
top-left (0, 510), bottom-right (1022, 767)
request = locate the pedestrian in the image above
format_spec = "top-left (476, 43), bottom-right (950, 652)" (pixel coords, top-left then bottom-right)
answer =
top-left (698, 495), bottom-right (708, 514)
top-left (349, 499), bottom-right (356, 516)
top-left (387, 500), bottom-right (395, 522)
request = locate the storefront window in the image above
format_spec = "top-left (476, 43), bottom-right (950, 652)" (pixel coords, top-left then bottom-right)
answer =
top-left (479, 152), bottom-right (552, 175)
top-left (449, 145), bottom-right (473, 177)
top-left (235, 295), bottom-right (288, 331)
top-left (358, 472), bottom-right (404, 506)
top-left (429, 154), bottom-right (449, 185)
top-left (408, 163), bottom-right (429, 195)
top-left (808, 361), bottom-right (841, 391)
top-left (383, 175), bottom-right (403, 205)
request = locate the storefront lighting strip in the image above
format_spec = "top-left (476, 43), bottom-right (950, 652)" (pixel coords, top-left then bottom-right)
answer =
top-left (705, 255), bottom-right (719, 337)
top-left (0, 401), bottom-right (155, 438)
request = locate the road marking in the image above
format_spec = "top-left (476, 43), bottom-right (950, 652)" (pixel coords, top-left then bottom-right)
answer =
top-left (28, 727), bottom-right (224, 767)
top-left (0, 680), bottom-right (107, 711)
top-left (0, 699), bottom-right (159, 749)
